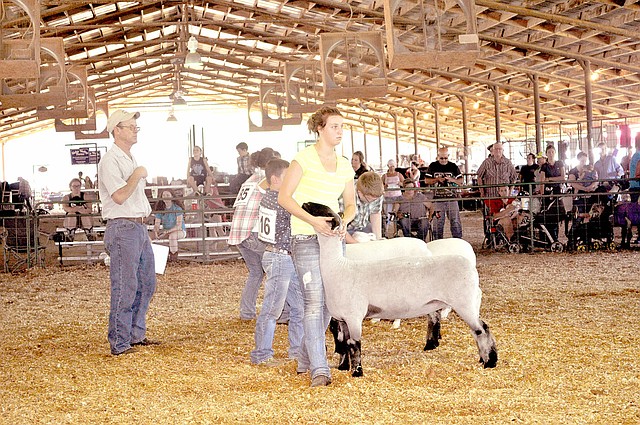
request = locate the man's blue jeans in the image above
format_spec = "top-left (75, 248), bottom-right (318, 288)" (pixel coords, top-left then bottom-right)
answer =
top-left (104, 219), bottom-right (156, 355)
top-left (433, 200), bottom-right (463, 239)
top-left (237, 232), bottom-right (266, 320)
top-left (399, 217), bottom-right (429, 241)
top-left (291, 235), bottom-right (332, 380)
top-left (251, 251), bottom-right (304, 363)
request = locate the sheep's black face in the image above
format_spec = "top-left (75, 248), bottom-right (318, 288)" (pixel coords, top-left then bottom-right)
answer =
top-left (302, 202), bottom-right (341, 230)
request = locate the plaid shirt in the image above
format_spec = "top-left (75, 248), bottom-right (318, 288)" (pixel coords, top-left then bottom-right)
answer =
top-left (348, 195), bottom-right (383, 231)
top-left (228, 172), bottom-right (264, 245)
top-left (476, 156), bottom-right (518, 198)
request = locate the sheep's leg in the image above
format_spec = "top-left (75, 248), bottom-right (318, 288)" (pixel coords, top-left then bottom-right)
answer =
top-left (344, 318), bottom-right (364, 377)
top-left (329, 318), bottom-right (350, 371)
top-left (454, 304), bottom-right (498, 368)
top-left (347, 339), bottom-right (363, 377)
top-left (424, 310), bottom-right (442, 351)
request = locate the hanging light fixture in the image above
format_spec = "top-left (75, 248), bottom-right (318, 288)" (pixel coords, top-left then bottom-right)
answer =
top-left (184, 36), bottom-right (201, 67)
top-left (167, 108), bottom-right (178, 122)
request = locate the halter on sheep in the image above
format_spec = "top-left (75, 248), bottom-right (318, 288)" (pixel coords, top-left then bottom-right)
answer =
top-left (302, 202), bottom-right (498, 377)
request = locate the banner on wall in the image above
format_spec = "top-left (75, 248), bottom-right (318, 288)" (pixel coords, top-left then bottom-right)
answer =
top-left (70, 147), bottom-right (100, 165)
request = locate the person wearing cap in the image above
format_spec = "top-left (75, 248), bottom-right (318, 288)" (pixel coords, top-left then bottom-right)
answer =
top-left (98, 109), bottom-right (159, 356)
top-left (476, 141), bottom-right (518, 200)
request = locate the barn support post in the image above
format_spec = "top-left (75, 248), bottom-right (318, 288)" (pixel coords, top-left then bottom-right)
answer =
top-left (375, 117), bottom-right (383, 170)
top-left (390, 112), bottom-right (399, 165)
top-left (491, 85), bottom-right (501, 144)
top-left (431, 102), bottom-right (441, 151)
top-left (411, 108), bottom-right (418, 156)
top-left (361, 122), bottom-right (368, 161)
top-left (528, 74), bottom-right (542, 153)
top-left (457, 95), bottom-right (470, 176)
top-left (578, 59), bottom-right (595, 164)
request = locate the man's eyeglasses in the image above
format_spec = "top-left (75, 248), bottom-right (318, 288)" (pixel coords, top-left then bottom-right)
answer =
top-left (117, 124), bottom-right (140, 132)
top-left (71, 184), bottom-right (81, 188)
top-left (438, 156), bottom-right (448, 160)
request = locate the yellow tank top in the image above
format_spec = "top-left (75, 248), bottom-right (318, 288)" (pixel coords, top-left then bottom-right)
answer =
top-left (291, 145), bottom-right (354, 235)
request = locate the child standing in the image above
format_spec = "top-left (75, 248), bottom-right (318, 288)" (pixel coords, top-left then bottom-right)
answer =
top-left (250, 159), bottom-right (304, 365)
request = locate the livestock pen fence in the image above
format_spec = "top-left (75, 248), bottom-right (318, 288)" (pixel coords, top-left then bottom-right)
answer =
top-left (1, 190), bottom-right (242, 271)
top-left (1, 178), bottom-right (637, 272)
top-left (382, 177), bottom-right (636, 252)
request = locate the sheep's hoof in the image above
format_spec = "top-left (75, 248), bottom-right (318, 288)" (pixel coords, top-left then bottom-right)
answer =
top-left (424, 339), bottom-right (439, 351)
top-left (481, 350), bottom-right (498, 369)
top-left (351, 365), bottom-right (363, 377)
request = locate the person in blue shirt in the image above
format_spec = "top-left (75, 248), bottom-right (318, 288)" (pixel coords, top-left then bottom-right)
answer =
top-left (153, 190), bottom-right (186, 262)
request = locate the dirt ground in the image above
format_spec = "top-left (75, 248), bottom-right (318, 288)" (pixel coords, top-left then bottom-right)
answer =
top-left (1, 212), bottom-right (639, 424)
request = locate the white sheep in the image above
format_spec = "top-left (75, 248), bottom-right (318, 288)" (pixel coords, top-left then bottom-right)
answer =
top-left (303, 202), bottom-right (497, 377)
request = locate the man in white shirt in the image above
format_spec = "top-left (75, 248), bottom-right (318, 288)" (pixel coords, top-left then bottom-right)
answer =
top-left (98, 109), bottom-right (159, 356)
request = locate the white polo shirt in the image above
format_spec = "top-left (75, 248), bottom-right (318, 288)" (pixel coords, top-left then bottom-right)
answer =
top-left (98, 143), bottom-right (151, 220)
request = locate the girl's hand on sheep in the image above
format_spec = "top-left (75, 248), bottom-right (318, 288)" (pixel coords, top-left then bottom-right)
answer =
top-left (334, 225), bottom-right (347, 240)
top-left (311, 216), bottom-right (337, 237)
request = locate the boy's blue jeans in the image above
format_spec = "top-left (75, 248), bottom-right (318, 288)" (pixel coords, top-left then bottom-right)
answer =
top-left (250, 251), bottom-right (304, 363)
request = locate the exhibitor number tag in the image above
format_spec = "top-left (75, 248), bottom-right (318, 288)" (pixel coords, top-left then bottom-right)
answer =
top-left (258, 206), bottom-right (277, 244)
top-left (233, 181), bottom-right (257, 207)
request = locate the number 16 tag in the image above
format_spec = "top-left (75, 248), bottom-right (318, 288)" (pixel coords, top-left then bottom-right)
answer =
top-left (258, 206), bottom-right (277, 244)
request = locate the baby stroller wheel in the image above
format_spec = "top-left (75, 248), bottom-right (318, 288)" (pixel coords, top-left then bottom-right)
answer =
top-left (590, 240), bottom-right (602, 251)
top-left (576, 243), bottom-right (588, 253)
top-left (550, 241), bottom-right (564, 253)
top-left (507, 243), bottom-right (521, 254)
top-left (607, 241), bottom-right (618, 251)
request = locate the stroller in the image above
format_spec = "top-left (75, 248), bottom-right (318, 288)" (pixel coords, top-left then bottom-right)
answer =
top-left (509, 197), bottom-right (566, 253)
top-left (565, 187), bottom-right (617, 252)
top-left (566, 204), bottom-right (616, 252)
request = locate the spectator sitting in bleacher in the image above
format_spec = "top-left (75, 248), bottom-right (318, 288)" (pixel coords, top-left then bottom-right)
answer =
top-left (187, 146), bottom-right (214, 195)
top-left (62, 178), bottom-right (96, 241)
top-left (153, 190), bottom-right (186, 262)
top-left (392, 179), bottom-right (432, 241)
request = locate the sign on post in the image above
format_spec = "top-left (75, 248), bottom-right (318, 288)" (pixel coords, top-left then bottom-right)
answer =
top-left (70, 147), bottom-right (101, 165)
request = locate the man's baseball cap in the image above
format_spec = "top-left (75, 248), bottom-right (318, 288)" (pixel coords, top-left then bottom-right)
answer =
top-left (106, 109), bottom-right (140, 133)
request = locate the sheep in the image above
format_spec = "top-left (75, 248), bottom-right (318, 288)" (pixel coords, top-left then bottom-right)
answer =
top-left (327, 235), bottom-right (434, 370)
top-left (336, 230), bottom-right (474, 363)
top-left (302, 201), bottom-right (497, 377)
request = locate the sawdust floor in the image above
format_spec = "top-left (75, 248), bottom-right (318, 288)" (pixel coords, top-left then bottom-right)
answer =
top-left (1, 213), bottom-right (639, 424)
